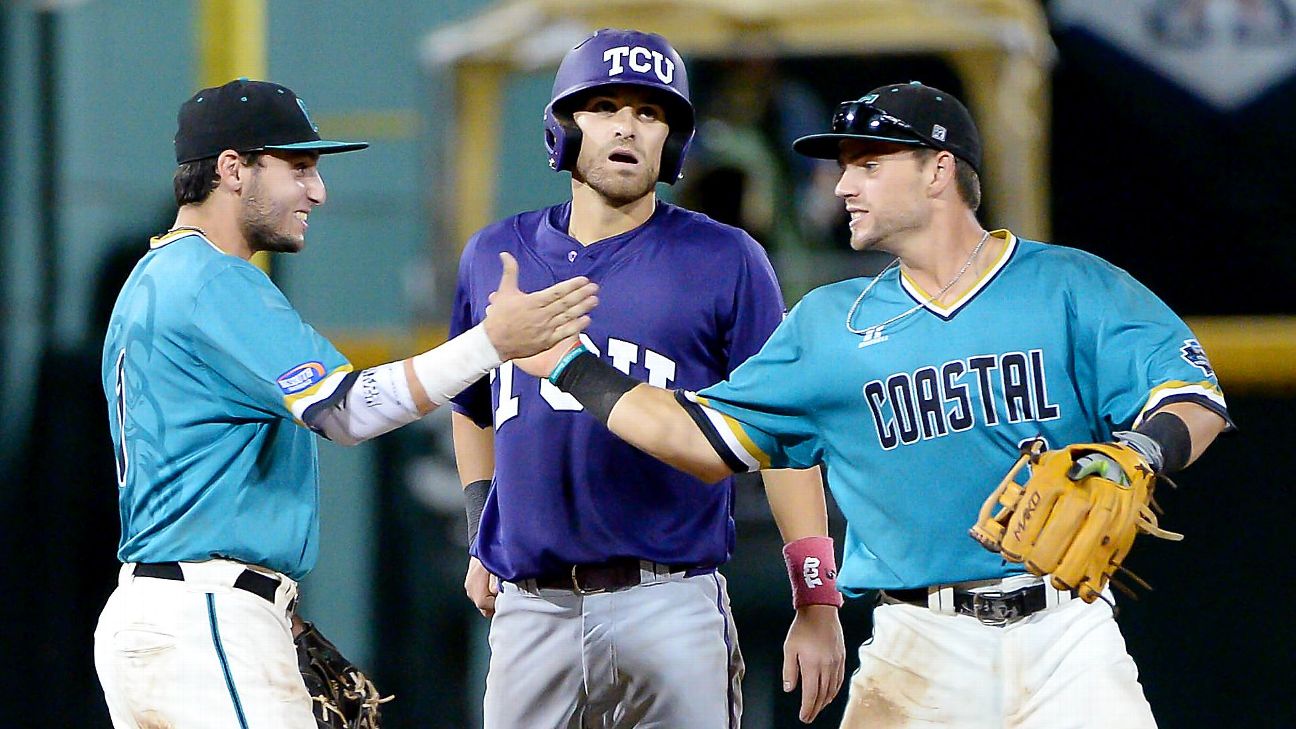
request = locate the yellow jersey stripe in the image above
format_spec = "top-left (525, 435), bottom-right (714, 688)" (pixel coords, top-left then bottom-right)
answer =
top-left (694, 394), bottom-right (772, 471)
top-left (285, 364), bottom-right (355, 425)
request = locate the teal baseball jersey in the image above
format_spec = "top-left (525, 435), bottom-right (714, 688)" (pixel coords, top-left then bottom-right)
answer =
top-left (102, 230), bottom-right (353, 579)
top-left (695, 231), bottom-right (1229, 595)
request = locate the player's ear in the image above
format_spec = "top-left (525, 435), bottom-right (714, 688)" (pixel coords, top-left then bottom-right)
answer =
top-left (215, 149), bottom-right (245, 193)
top-left (927, 150), bottom-right (957, 199)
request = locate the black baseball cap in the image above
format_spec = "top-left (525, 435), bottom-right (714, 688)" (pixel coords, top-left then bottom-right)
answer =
top-left (174, 78), bottom-right (368, 164)
top-left (792, 82), bottom-right (982, 174)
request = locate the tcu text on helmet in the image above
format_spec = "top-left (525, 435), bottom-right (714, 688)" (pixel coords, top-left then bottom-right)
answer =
top-left (603, 46), bottom-right (675, 85)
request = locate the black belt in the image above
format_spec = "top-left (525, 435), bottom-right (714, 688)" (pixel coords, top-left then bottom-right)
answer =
top-left (531, 558), bottom-right (713, 594)
top-left (882, 583), bottom-right (1068, 625)
top-left (134, 561), bottom-right (281, 605)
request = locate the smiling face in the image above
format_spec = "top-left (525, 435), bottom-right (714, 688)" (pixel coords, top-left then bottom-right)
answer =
top-left (570, 85), bottom-right (671, 206)
top-left (834, 140), bottom-right (934, 252)
top-left (240, 150), bottom-right (325, 254)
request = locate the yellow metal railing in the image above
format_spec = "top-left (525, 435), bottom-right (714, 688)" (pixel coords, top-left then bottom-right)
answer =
top-left (196, 0), bottom-right (270, 273)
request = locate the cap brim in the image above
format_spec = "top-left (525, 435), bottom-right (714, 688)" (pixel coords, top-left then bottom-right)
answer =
top-left (263, 139), bottom-right (369, 155)
top-left (791, 133), bottom-right (925, 160)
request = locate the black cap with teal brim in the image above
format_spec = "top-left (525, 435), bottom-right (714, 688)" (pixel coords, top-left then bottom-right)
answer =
top-left (174, 78), bottom-right (368, 164)
top-left (793, 82), bottom-right (982, 174)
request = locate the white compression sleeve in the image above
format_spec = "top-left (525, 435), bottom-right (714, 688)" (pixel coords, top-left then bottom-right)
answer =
top-left (309, 324), bottom-right (501, 445)
top-left (310, 362), bottom-right (421, 446)
top-left (409, 322), bottom-right (502, 406)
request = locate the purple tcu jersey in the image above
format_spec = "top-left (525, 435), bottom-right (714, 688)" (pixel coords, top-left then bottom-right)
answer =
top-left (451, 201), bottom-right (785, 582)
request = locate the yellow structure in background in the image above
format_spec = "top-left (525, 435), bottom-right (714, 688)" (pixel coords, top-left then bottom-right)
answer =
top-left (196, 0), bottom-right (271, 273)
top-left (426, 0), bottom-right (1054, 247)
top-left (197, 0), bottom-right (265, 89)
top-left (1186, 317), bottom-right (1296, 394)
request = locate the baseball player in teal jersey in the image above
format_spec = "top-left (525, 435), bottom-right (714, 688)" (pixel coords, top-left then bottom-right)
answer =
top-left (93, 79), bottom-right (598, 729)
top-left (517, 82), bottom-right (1232, 728)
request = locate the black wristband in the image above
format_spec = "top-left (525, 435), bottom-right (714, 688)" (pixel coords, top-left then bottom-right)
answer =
top-left (1135, 411), bottom-right (1193, 473)
top-left (552, 351), bottom-right (640, 425)
top-left (463, 478), bottom-right (491, 547)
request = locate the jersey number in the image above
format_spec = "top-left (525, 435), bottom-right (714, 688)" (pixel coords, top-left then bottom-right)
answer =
top-left (112, 348), bottom-right (129, 488)
top-left (492, 335), bottom-right (677, 427)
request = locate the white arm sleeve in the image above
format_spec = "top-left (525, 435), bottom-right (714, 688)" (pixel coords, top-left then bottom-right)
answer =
top-left (409, 322), bottom-right (502, 406)
top-left (309, 362), bottom-right (420, 446)
top-left (308, 324), bottom-right (502, 446)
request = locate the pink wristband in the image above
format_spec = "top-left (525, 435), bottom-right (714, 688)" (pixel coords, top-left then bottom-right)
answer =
top-left (782, 536), bottom-right (844, 609)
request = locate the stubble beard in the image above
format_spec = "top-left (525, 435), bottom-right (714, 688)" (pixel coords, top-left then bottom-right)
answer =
top-left (851, 203), bottom-right (930, 254)
top-left (241, 179), bottom-right (303, 254)
top-left (576, 158), bottom-right (658, 207)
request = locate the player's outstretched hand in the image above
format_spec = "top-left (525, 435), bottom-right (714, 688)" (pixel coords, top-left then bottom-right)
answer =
top-left (464, 556), bottom-right (500, 618)
top-left (514, 335), bottom-right (582, 380)
top-left (484, 252), bottom-right (598, 361)
top-left (782, 604), bottom-right (846, 724)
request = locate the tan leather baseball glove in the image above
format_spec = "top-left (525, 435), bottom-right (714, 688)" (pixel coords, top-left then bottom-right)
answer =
top-left (970, 439), bottom-right (1183, 603)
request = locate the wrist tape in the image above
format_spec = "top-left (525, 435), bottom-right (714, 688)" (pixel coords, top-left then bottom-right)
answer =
top-left (1116, 411), bottom-right (1193, 473)
top-left (411, 324), bottom-right (502, 407)
top-left (1134, 411), bottom-right (1192, 473)
top-left (463, 479), bottom-right (491, 547)
top-left (550, 349), bottom-right (639, 425)
top-left (782, 536), bottom-right (844, 609)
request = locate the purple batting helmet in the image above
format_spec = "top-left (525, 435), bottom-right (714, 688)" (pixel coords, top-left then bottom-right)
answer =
top-left (544, 28), bottom-right (695, 184)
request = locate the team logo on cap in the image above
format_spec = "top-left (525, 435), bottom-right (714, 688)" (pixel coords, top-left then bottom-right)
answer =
top-left (296, 98), bottom-right (319, 133)
top-left (932, 124), bottom-right (948, 141)
top-left (277, 361), bottom-right (326, 395)
top-left (603, 46), bottom-right (675, 84)
top-left (862, 93), bottom-right (879, 104)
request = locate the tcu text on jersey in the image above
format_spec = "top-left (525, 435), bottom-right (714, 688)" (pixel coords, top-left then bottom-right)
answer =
top-left (603, 46), bottom-right (675, 84)
top-left (493, 335), bottom-right (678, 426)
top-left (863, 348), bottom-right (1061, 450)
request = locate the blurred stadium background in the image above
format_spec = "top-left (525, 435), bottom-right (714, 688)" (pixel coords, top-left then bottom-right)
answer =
top-left (1, 0), bottom-right (1293, 726)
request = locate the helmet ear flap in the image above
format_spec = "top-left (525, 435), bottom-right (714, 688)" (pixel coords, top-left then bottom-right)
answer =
top-left (659, 136), bottom-right (682, 183)
top-left (544, 106), bottom-right (583, 173)
top-left (658, 126), bottom-right (694, 184)
top-left (544, 127), bottom-right (560, 170)
top-left (558, 127), bottom-right (582, 172)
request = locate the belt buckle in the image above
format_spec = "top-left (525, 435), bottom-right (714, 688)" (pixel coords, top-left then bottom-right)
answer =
top-left (971, 590), bottom-right (1020, 626)
top-left (570, 565), bottom-right (607, 595)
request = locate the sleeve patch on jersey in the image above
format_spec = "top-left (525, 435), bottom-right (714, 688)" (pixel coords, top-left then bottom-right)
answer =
top-left (1179, 339), bottom-right (1215, 378)
top-left (277, 361), bottom-right (327, 395)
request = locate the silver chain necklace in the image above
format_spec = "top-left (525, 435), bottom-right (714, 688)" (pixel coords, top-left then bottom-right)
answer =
top-left (846, 230), bottom-right (991, 335)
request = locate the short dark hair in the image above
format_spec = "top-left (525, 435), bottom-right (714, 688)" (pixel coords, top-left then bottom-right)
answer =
top-left (915, 148), bottom-right (981, 211)
top-left (172, 152), bottom-right (263, 206)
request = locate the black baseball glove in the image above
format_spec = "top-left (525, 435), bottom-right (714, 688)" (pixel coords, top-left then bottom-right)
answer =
top-left (295, 620), bottom-right (392, 728)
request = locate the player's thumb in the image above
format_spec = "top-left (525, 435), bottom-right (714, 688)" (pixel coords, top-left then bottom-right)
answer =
top-left (782, 648), bottom-right (799, 692)
top-left (496, 252), bottom-right (520, 294)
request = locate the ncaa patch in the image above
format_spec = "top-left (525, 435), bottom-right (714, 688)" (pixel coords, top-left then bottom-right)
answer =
top-left (1179, 338), bottom-right (1215, 378)
top-left (277, 361), bottom-right (326, 395)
